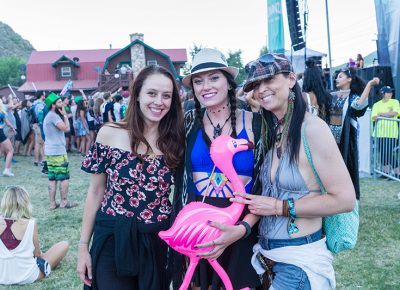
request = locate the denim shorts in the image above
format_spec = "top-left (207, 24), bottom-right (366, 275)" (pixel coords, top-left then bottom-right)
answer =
top-left (259, 229), bottom-right (322, 290)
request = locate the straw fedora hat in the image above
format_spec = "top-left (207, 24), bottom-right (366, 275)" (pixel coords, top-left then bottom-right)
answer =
top-left (182, 48), bottom-right (239, 87)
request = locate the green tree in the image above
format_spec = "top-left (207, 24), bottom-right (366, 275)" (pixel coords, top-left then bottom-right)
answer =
top-left (0, 57), bottom-right (25, 87)
top-left (259, 46), bottom-right (269, 56)
top-left (226, 50), bottom-right (245, 85)
top-left (182, 43), bottom-right (203, 76)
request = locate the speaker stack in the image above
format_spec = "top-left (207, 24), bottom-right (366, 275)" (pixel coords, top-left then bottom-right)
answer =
top-left (356, 66), bottom-right (394, 105)
top-left (286, 0), bottom-right (305, 51)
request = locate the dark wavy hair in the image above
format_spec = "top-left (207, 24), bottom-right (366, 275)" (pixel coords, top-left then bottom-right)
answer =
top-left (303, 60), bottom-right (332, 123)
top-left (192, 70), bottom-right (238, 146)
top-left (340, 67), bottom-right (366, 96)
top-left (117, 65), bottom-right (184, 169)
top-left (262, 73), bottom-right (306, 163)
top-left (75, 99), bottom-right (87, 119)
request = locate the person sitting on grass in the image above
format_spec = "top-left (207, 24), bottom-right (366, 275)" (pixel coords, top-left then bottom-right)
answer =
top-left (0, 186), bottom-right (69, 285)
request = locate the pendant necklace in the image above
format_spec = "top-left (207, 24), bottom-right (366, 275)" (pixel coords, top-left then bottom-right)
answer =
top-left (274, 115), bottom-right (289, 159)
top-left (206, 111), bottom-right (231, 139)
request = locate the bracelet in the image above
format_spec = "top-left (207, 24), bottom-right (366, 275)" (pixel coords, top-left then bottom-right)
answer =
top-left (282, 199), bottom-right (289, 217)
top-left (286, 198), bottom-right (299, 235)
top-left (274, 199), bottom-right (279, 218)
top-left (235, 220), bottom-right (252, 239)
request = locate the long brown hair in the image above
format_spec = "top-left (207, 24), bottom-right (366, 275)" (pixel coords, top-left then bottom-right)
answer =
top-left (119, 65), bottom-right (184, 168)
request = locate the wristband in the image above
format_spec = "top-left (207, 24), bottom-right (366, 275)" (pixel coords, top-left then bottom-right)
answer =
top-left (287, 198), bottom-right (299, 235)
top-left (235, 220), bottom-right (251, 239)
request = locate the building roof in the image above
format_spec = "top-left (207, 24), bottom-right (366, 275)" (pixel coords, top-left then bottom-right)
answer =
top-left (28, 49), bottom-right (119, 64)
top-left (28, 48), bottom-right (187, 65)
top-left (18, 80), bottom-right (98, 93)
top-left (158, 49), bottom-right (187, 62)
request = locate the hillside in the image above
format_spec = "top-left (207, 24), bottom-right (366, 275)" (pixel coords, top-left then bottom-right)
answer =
top-left (0, 21), bottom-right (35, 60)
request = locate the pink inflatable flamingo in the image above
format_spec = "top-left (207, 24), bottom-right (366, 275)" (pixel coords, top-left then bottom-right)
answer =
top-left (159, 135), bottom-right (254, 290)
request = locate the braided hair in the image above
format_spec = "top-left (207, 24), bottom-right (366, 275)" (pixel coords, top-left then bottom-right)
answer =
top-left (192, 70), bottom-right (238, 146)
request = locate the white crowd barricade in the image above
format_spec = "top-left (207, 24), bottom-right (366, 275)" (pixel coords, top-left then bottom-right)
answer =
top-left (371, 117), bottom-right (400, 181)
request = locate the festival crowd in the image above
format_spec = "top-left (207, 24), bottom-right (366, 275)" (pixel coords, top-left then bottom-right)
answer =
top-left (0, 48), bottom-right (398, 290)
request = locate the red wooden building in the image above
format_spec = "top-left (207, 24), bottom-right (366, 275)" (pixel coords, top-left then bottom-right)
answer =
top-left (18, 33), bottom-right (187, 96)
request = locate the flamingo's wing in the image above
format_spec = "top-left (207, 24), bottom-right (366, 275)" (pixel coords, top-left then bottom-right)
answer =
top-left (159, 202), bottom-right (235, 255)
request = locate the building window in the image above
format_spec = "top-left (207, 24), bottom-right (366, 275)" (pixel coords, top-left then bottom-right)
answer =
top-left (61, 66), bottom-right (72, 77)
top-left (147, 60), bottom-right (157, 65)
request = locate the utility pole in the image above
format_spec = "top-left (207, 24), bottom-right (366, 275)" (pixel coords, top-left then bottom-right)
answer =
top-left (325, 0), bottom-right (333, 90)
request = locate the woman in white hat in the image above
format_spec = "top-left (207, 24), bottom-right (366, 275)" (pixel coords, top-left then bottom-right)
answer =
top-left (172, 48), bottom-right (263, 289)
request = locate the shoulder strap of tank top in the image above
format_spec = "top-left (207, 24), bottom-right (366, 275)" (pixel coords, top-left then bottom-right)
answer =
top-left (301, 122), bottom-right (327, 193)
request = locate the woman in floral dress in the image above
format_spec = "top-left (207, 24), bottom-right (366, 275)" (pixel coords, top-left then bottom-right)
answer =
top-left (77, 65), bottom-right (184, 290)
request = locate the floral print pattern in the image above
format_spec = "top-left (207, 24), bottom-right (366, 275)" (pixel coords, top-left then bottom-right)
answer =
top-left (82, 142), bottom-right (173, 223)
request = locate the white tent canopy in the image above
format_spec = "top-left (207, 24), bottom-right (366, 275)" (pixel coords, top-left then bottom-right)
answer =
top-left (284, 48), bottom-right (327, 73)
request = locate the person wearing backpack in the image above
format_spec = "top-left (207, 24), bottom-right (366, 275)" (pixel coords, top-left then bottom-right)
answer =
top-left (31, 91), bottom-right (46, 166)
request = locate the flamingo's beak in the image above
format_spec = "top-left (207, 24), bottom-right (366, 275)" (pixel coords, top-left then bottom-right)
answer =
top-left (246, 141), bottom-right (255, 149)
top-left (235, 139), bottom-right (255, 150)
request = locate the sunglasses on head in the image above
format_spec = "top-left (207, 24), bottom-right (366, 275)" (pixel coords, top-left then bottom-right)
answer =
top-left (341, 68), bottom-right (353, 77)
top-left (245, 53), bottom-right (289, 75)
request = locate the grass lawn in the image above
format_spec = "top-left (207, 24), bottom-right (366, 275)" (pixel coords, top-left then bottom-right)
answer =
top-left (0, 153), bottom-right (399, 290)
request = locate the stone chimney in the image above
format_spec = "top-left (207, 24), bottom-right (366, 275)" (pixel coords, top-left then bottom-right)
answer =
top-left (130, 33), bottom-right (144, 42)
top-left (130, 33), bottom-right (145, 75)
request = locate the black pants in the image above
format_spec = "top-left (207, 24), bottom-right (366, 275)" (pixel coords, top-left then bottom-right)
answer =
top-left (96, 236), bottom-right (139, 290)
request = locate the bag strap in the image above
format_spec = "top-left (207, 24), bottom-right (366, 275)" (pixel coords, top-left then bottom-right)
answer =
top-left (301, 123), bottom-right (327, 193)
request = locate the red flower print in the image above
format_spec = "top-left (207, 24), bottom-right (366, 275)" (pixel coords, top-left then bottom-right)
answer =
top-left (129, 197), bottom-right (139, 208)
top-left (114, 194), bottom-right (125, 205)
top-left (92, 149), bottom-right (97, 159)
top-left (106, 189), bottom-right (113, 198)
top-left (137, 191), bottom-right (146, 201)
top-left (149, 176), bottom-right (157, 183)
top-left (159, 180), bottom-right (169, 191)
top-left (113, 183), bottom-right (122, 191)
top-left (157, 215), bottom-right (168, 222)
top-left (143, 183), bottom-right (157, 191)
top-left (147, 164), bottom-right (157, 174)
top-left (159, 206), bottom-right (171, 214)
top-left (158, 169), bottom-right (165, 177)
top-left (116, 163), bottom-right (122, 170)
top-left (112, 151), bottom-right (121, 160)
top-left (122, 159), bottom-right (129, 166)
top-left (140, 209), bottom-right (153, 220)
top-left (82, 158), bottom-right (91, 167)
top-left (136, 163), bottom-right (143, 172)
top-left (129, 169), bottom-right (139, 179)
top-left (161, 197), bottom-right (169, 206)
top-left (125, 211), bottom-right (134, 218)
top-left (147, 202), bottom-right (156, 210)
top-left (154, 198), bottom-right (160, 205)
top-left (127, 153), bottom-right (135, 160)
top-left (156, 191), bottom-right (163, 198)
top-left (110, 170), bottom-right (119, 182)
top-left (91, 164), bottom-right (98, 172)
top-left (106, 207), bottom-right (116, 216)
top-left (115, 205), bottom-right (126, 215)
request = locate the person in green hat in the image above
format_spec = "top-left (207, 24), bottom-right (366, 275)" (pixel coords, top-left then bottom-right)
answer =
top-left (43, 93), bottom-right (76, 210)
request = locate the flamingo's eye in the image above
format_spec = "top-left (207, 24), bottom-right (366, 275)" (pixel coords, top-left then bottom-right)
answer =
top-left (232, 141), bottom-right (237, 148)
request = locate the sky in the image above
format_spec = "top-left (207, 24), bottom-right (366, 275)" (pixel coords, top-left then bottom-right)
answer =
top-left (0, 0), bottom-right (377, 67)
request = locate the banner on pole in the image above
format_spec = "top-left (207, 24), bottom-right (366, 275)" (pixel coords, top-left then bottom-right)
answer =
top-left (267, 0), bottom-right (285, 53)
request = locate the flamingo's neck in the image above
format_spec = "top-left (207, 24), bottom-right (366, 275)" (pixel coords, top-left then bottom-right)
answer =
top-left (223, 164), bottom-right (246, 221)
